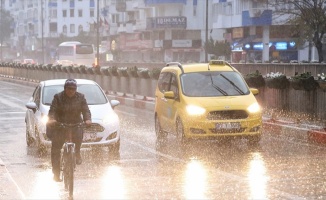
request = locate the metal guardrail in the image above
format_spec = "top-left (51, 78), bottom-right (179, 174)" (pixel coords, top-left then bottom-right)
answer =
top-left (1, 63), bottom-right (326, 120)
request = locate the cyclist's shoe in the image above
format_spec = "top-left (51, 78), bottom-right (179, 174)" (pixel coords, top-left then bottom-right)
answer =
top-left (76, 153), bottom-right (82, 165)
top-left (53, 174), bottom-right (62, 182)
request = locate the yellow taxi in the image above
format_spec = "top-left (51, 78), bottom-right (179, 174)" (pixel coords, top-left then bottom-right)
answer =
top-left (154, 60), bottom-right (262, 145)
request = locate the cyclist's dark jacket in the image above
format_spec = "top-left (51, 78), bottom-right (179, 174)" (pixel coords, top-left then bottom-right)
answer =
top-left (48, 91), bottom-right (91, 124)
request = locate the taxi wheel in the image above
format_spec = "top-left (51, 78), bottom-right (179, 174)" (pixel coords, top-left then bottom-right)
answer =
top-left (155, 116), bottom-right (167, 142)
top-left (248, 135), bottom-right (261, 146)
top-left (176, 118), bottom-right (186, 144)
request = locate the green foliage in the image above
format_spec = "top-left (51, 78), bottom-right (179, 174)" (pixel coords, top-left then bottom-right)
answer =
top-left (204, 37), bottom-right (231, 59)
top-left (291, 71), bottom-right (313, 80)
top-left (245, 70), bottom-right (262, 78)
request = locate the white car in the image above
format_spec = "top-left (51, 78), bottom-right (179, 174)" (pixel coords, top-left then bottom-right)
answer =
top-left (25, 79), bottom-right (120, 153)
top-left (53, 59), bottom-right (75, 66)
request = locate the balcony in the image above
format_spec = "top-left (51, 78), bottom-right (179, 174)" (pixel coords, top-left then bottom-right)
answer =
top-left (145, 0), bottom-right (186, 5)
top-left (133, 20), bottom-right (147, 31)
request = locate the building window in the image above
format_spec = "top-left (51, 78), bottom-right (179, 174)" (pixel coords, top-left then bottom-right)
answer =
top-left (90, 9), bottom-right (94, 17)
top-left (78, 9), bottom-right (82, 17)
top-left (112, 14), bottom-right (119, 23)
top-left (70, 24), bottom-right (75, 33)
top-left (78, 25), bottom-right (83, 33)
top-left (50, 9), bottom-right (57, 18)
top-left (49, 23), bottom-right (57, 32)
top-left (63, 10), bottom-right (67, 17)
top-left (70, 9), bottom-right (74, 17)
top-left (63, 25), bottom-right (67, 35)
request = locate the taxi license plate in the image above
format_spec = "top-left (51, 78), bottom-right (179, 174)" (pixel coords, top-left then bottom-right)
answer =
top-left (83, 132), bottom-right (97, 141)
top-left (216, 122), bottom-right (241, 129)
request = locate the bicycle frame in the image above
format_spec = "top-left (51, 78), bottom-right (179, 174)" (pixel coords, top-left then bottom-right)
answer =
top-left (59, 122), bottom-right (83, 198)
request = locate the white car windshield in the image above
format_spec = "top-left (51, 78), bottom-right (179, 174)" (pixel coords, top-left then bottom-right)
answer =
top-left (181, 71), bottom-right (250, 97)
top-left (42, 84), bottom-right (108, 105)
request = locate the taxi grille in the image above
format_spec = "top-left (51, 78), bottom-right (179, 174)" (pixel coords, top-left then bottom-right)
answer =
top-left (209, 128), bottom-right (246, 134)
top-left (207, 110), bottom-right (248, 120)
top-left (84, 123), bottom-right (104, 133)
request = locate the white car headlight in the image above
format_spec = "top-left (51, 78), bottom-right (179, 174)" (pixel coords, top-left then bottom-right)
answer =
top-left (247, 102), bottom-right (261, 113)
top-left (186, 105), bottom-right (206, 115)
top-left (41, 114), bottom-right (49, 125)
top-left (102, 113), bottom-right (119, 124)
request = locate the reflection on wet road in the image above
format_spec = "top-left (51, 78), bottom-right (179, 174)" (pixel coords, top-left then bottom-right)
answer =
top-left (1, 80), bottom-right (326, 199)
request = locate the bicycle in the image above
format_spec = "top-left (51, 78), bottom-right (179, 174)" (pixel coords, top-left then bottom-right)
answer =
top-left (58, 122), bottom-right (84, 198)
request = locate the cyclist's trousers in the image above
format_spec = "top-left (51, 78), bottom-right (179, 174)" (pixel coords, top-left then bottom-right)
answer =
top-left (51, 127), bottom-right (83, 175)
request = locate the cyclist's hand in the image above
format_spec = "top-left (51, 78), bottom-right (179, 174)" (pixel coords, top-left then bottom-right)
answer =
top-left (85, 120), bottom-right (92, 126)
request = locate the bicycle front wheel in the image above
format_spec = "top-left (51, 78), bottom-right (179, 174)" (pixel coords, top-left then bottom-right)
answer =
top-left (64, 146), bottom-right (75, 197)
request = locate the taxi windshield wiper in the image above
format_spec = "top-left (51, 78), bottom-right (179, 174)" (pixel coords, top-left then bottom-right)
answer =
top-left (220, 74), bottom-right (245, 95)
top-left (209, 74), bottom-right (228, 96)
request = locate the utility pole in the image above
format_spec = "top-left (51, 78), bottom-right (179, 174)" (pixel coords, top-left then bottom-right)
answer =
top-left (41, 0), bottom-right (44, 64)
top-left (0, 0), bottom-right (3, 61)
top-left (96, 0), bottom-right (100, 67)
top-left (205, 0), bottom-right (208, 63)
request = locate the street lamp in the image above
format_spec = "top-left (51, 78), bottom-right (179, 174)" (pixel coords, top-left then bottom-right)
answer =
top-left (41, 0), bottom-right (44, 64)
top-left (205, 0), bottom-right (208, 63)
top-left (0, 0), bottom-right (3, 61)
top-left (96, 0), bottom-right (100, 67)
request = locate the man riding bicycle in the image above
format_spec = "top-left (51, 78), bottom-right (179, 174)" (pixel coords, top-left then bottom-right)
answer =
top-left (47, 79), bottom-right (91, 182)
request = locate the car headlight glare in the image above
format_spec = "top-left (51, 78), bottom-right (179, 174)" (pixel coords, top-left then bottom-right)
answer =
top-left (102, 113), bottom-right (119, 124)
top-left (186, 105), bottom-right (206, 115)
top-left (247, 102), bottom-right (261, 113)
top-left (41, 115), bottom-right (49, 125)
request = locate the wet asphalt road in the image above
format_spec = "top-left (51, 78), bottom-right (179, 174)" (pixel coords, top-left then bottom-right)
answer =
top-left (1, 80), bottom-right (326, 199)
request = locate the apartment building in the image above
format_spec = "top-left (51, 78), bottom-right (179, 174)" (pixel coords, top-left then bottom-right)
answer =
top-left (5, 0), bottom-right (318, 64)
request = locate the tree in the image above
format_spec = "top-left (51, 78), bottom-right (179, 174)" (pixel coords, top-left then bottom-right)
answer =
top-left (204, 37), bottom-right (231, 60)
top-left (270, 0), bottom-right (326, 62)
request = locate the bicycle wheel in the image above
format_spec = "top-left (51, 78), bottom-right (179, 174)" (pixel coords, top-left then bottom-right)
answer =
top-left (63, 149), bottom-right (69, 190)
top-left (67, 146), bottom-right (75, 197)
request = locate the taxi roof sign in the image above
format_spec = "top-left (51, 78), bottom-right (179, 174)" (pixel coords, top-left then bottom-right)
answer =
top-left (209, 60), bottom-right (225, 65)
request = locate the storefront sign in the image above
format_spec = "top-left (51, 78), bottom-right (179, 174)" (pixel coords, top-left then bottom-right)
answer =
top-left (232, 28), bottom-right (243, 39)
top-left (172, 40), bottom-right (192, 48)
top-left (243, 41), bottom-right (296, 51)
top-left (147, 17), bottom-right (187, 29)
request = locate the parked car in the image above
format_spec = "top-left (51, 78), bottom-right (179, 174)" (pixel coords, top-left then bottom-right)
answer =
top-left (25, 79), bottom-right (120, 153)
top-left (290, 60), bottom-right (299, 64)
top-left (154, 60), bottom-right (262, 145)
top-left (23, 59), bottom-right (36, 64)
top-left (53, 59), bottom-right (75, 66)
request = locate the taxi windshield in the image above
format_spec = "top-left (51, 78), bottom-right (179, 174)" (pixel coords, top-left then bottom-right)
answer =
top-left (180, 71), bottom-right (250, 97)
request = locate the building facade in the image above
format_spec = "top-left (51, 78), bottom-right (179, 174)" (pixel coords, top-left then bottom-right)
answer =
top-left (5, 0), bottom-right (321, 64)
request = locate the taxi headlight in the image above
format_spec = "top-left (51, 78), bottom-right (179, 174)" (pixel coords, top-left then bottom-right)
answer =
top-left (186, 105), bottom-right (206, 116)
top-left (247, 102), bottom-right (261, 113)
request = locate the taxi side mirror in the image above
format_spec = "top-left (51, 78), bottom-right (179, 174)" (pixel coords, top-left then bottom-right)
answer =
top-left (164, 91), bottom-right (175, 99)
top-left (250, 88), bottom-right (259, 95)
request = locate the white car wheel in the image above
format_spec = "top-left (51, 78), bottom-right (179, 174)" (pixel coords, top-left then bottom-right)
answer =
top-left (25, 123), bottom-right (34, 147)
